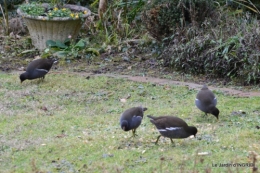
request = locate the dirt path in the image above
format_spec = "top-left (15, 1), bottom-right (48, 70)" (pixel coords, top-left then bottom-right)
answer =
top-left (91, 73), bottom-right (260, 97)
top-left (10, 70), bottom-right (260, 97)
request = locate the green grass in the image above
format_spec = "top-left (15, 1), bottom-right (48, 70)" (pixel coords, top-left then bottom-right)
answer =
top-left (0, 72), bottom-right (259, 173)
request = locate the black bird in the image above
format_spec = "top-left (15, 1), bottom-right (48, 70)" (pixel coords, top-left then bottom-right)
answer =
top-left (147, 115), bottom-right (197, 144)
top-left (19, 58), bottom-right (57, 83)
top-left (120, 106), bottom-right (147, 137)
top-left (195, 85), bottom-right (219, 119)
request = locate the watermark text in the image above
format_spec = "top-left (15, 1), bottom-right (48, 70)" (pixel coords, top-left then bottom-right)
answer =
top-left (212, 163), bottom-right (254, 167)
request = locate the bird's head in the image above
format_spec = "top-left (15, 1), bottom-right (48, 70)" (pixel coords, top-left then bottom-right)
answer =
top-left (19, 73), bottom-right (27, 83)
top-left (121, 120), bottom-right (128, 131)
top-left (191, 126), bottom-right (198, 137)
top-left (212, 107), bottom-right (219, 120)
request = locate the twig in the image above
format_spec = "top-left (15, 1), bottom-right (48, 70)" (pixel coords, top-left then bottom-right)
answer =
top-left (0, 3), bottom-right (10, 35)
top-left (248, 0), bottom-right (260, 14)
top-left (3, 0), bottom-right (9, 35)
top-left (0, 5), bottom-right (7, 28)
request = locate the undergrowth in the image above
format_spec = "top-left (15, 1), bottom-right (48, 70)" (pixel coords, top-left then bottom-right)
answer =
top-left (158, 6), bottom-right (260, 84)
top-left (2, 0), bottom-right (260, 85)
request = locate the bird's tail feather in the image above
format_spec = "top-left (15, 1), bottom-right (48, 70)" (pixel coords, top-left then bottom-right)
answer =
top-left (147, 115), bottom-right (156, 124)
top-left (147, 115), bottom-right (154, 119)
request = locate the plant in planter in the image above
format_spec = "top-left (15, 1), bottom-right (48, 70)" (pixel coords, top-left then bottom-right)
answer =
top-left (42, 38), bottom-right (100, 60)
top-left (17, 0), bottom-right (91, 50)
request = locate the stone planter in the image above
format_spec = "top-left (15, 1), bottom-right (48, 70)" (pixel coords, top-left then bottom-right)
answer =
top-left (17, 4), bottom-right (91, 50)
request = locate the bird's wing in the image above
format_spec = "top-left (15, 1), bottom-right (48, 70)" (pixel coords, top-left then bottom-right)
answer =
top-left (36, 69), bottom-right (48, 73)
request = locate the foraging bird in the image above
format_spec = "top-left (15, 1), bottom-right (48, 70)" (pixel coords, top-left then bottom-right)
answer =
top-left (120, 107), bottom-right (147, 137)
top-left (195, 85), bottom-right (219, 119)
top-left (19, 58), bottom-right (57, 83)
top-left (147, 115), bottom-right (197, 144)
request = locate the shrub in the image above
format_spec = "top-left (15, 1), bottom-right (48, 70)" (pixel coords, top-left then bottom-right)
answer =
top-left (160, 10), bottom-right (260, 84)
top-left (179, 0), bottom-right (216, 25)
top-left (142, 0), bottom-right (216, 40)
top-left (142, 0), bottom-right (182, 40)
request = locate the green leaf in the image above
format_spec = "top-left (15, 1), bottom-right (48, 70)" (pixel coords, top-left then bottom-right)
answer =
top-left (64, 38), bottom-right (71, 45)
top-left (41, 52), bottom-right (52, 58)
top-left (75, 39), bottom-right (85, 48)
top-left (46, 40), bottom-right (57, 47)
top-left (20, 49), bottom-right (36, 54)
top-left (53, 51), bottom-right (69, 58)
top-left (56, 41), bottom-right (68, 49)
top-left (86, 48), bottom-right (100, 56)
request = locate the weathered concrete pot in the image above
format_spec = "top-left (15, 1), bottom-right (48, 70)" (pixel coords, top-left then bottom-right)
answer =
top-left (17, 4), bottom-right (91, 50)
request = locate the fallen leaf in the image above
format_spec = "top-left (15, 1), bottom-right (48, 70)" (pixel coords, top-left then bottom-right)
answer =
top-left (120, 98), bottom-right (127, 103)
top-left (15, 34), bottom-right (21, 39)
top-left (18, 67), bottom-right (25, 71)
top-left (126, 94), bottom-right (131, 99)
top-left (198, 152), bottom-right (209, 156)
top-left (56, 134), bottom-right (66, 138)
top-left (164, 85), bottom-right (171, 90)
top-left (102, 154), bottom-right (114, 158)
top-left (40, 106), bottom-right (48, 111)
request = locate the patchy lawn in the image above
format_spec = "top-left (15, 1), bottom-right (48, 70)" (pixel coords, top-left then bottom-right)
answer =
top-left (0, 72), bottom-right (259, 172)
